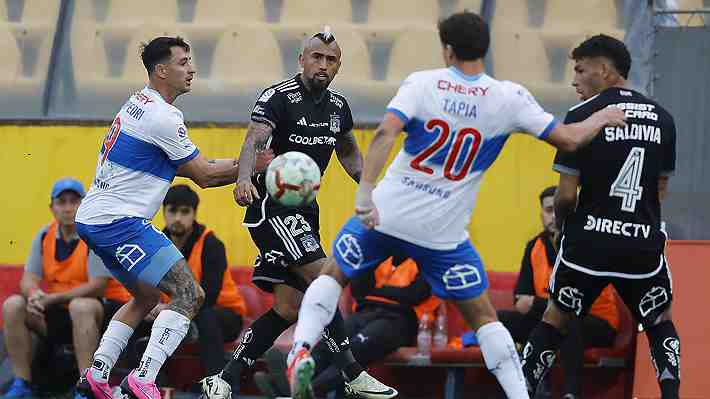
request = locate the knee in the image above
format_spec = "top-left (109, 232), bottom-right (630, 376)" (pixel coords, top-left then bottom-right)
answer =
top-left (541, 302), bottom-right (571, 332)
top-left (68, 297), bottom-right (103, 322)
top-left (3, 294), bottom-right (27, 319)
top-left (272, 301), bottom-right (300, 323)
top-left (648, 307), bottom-right (673, 328)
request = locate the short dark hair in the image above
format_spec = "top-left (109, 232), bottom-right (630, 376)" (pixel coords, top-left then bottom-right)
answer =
top-left (571, 34), bottom-right (631, 79)
top-left (163, 184), bottom-right (199, 210)
top-left (539, 186), bottom-right (557, 205)
top-left (438, 11), bottom-right (490, 61)
top-left (140, 36), bottom-right (190, 74)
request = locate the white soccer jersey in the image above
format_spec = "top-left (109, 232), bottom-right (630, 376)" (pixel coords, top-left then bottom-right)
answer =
top-left (373, 67), bottom-right (557, 250)
top-left (76, 86), bottom-right (199, 225)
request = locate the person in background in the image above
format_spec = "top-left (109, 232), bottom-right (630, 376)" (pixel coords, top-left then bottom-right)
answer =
top-left (159, 185), bottom-right (246, 375)
top-left (255, 255), bottom-right (438, 398)
top-left (2, 179), bottom-right (107, 399)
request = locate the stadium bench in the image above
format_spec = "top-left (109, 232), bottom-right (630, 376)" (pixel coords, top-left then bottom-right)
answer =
top-left (377, 271), bottom-right (636, 399)
top-left (0, 266), bottom-right (635, 398)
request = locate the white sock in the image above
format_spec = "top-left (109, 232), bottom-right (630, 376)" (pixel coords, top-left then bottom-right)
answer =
top-left (289, 275), bottom-right (341, 364)
top-left (478, 321), bottom-right (530, 399)
top-left (91, 320), bottom-right (134, 383)
top-left (134, 309), bottom-right (190, 383)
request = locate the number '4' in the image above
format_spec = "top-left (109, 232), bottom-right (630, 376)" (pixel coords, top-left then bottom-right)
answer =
top-left (609, 147), bottom-right (645, 212)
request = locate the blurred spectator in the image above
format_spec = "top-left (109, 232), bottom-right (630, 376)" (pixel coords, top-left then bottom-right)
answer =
top-left (1, 178), bottom-right (108, 399)
top-left (158, 185), bottom-right (247, 375)
top-left (256, 255), bottom-right (438, 398)
top-left (497, 186), bottom-right (618, 399)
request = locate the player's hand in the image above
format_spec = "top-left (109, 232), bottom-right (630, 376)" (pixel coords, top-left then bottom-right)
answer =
top-left (596, 106), bottom-right (627, 128)
top-left (515, 295), bottom-right (535, 315)
top-left (234, 180), bottom-right (260, 206)
top-left (355, 182), bottom-right (379, 229)
top-left (26, 297), bottom-right (45, 318)
top-left (254, 149), bottom-right (275, 173)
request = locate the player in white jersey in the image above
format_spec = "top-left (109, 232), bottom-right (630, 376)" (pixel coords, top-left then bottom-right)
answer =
top-left (74, 37), bottom-right (272, 399)
top-left (285, 12), bottom-right (626, 399)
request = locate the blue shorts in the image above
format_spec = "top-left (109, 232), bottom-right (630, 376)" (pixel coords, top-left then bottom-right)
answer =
top-left (76, 217), bottom-right (183, 287)
top-left (333, 217), bottom-right (489, 300)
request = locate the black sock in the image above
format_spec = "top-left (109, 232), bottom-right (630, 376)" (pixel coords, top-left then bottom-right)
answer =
top-left (323, 310), bottom-right (364, 381)
top-left (645, 320), bottom-right (680, 399)
top-left (521, 321), bottom-right (564, 396)
top-left (221, 308), bottom-right (292, 386)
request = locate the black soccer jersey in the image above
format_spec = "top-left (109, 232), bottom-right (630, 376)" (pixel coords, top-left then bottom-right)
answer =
top-left (554, 87), bottom-right (676, 273)
top-left (245, 74), bottom-right (354, 223)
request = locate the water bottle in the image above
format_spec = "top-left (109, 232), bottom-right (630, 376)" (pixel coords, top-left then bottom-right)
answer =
top-left (416, 313), bottom-right (432, 359)
top-left (433, 305), bottom-right (448, 349)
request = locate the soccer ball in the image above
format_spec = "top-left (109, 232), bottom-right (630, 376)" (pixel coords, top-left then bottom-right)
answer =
top-left (266, 151), bottom-right (321, 207)
top-left (199, 374), bottom-right (232, 399)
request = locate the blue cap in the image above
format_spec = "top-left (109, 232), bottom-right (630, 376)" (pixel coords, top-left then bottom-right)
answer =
top-left (51, 178), bottom-right (85, 199)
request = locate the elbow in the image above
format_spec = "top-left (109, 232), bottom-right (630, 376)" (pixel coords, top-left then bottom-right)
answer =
top-left (193, 175), bottom-right (212, 189)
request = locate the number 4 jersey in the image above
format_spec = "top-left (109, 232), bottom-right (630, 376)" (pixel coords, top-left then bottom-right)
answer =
top-left (554, 87), bottom-right (676, 276)
top-left (373, 67), bottom-right (558, 250)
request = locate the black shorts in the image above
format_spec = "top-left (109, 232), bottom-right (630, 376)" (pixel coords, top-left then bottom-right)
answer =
top-left (550, 251), bottom-right (673, 329)
top-left (247, 210), bottom-right (326, 293)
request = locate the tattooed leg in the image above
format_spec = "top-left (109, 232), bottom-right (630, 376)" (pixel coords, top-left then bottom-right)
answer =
top-left (132, 259), bottom-right (204, 383)
top-left (158, 258), bottom-right (205, 319)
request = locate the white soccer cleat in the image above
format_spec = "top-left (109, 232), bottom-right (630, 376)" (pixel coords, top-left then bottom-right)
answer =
top-left (344, 371), bottom-right (398, 399)
top-left (199, 374), bottom-right (232, 399)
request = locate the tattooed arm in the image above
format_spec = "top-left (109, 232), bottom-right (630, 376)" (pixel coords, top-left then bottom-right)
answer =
top-left (234, 121), bottom-right (274, 206)
top-left (335, 130), bottom-right (363, 183)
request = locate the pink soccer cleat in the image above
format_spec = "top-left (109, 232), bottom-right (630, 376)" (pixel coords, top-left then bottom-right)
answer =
top-left (76, 369), bottom-right (114, 399)
top-left (120, 372), bottom-right (161, 399)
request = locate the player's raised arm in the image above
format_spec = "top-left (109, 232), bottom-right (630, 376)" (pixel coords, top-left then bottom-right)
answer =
top-left (175, 156), bottom-right (237, 188)
top-left (234, 120), bottom-right (274, 206)
top-left (355, 112), bottom-right (404, 228)
top-left (545, 106), bottom-right (626, 151)
top-left (176, 150), bottom-right (274, 188)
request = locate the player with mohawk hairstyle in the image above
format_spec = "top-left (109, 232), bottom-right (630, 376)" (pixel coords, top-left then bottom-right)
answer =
top-left (199, 28), bottom-right (397, 399)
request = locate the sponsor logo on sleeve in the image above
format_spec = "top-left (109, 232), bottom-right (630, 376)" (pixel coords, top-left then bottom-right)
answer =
top-left (258, 88), bottom-right (276, 103)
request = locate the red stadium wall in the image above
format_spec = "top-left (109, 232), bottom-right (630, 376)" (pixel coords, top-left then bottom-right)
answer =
top-left (632, 241), bottom-right (710, 399)
top-left (1, 241), bottom-right (708, 398)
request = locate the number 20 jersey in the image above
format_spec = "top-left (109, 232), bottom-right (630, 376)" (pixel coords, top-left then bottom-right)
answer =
top-left (554, 88), bottom-right (676, 268)
top-left (373, 67), bottom-right (557, 250)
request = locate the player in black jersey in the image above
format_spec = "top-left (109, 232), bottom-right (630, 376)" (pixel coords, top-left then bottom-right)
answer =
top-left (522, 35), bottom-right (680, 399)
top-left (200, 29), bottom-right (397, 399)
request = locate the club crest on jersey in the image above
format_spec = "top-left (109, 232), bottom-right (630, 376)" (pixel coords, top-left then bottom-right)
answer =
top-left (300, 234), bottom-right (320, 253)
top-left (330, 114), bottom-right (341, 133)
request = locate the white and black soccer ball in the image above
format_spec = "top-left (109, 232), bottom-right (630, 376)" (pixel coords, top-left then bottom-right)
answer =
top-left (265, 151), bottom-right (321, 207)
top-left (199, 374), bottom-right (232, 399)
